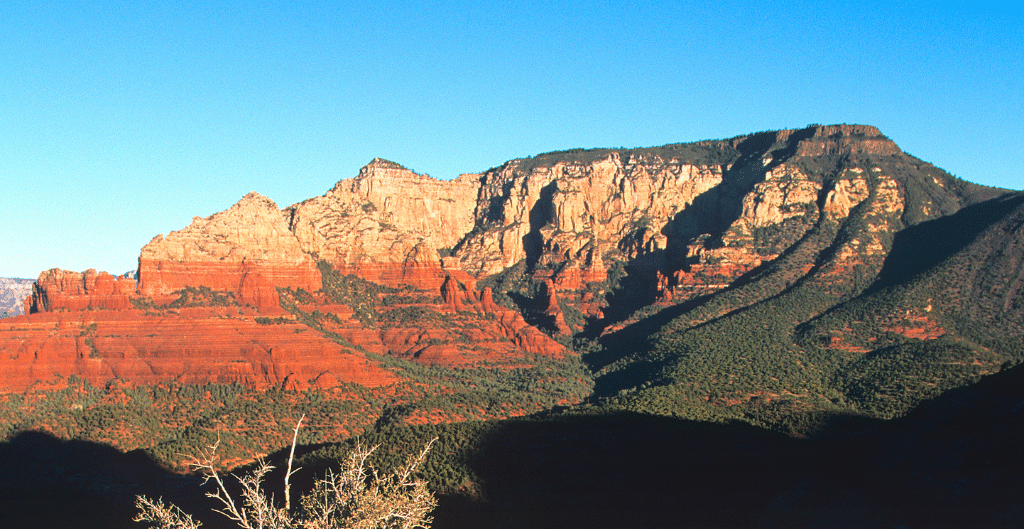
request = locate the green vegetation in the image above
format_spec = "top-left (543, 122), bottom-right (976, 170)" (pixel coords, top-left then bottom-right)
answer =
top-left (168, 285), bottom-right (238, 308)
top-left (255, 315), bottom-right (294, 325)
top-left (517, 140), bottom-right (742, 175)
top-left (477, 260), bottom-right (535, 311)
top-left (315, 261), bottom-right (399, 327)
top-left (378, 306), bottom-right (445, 327)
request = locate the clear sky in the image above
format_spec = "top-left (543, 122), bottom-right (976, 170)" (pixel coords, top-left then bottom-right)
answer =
top-left (1, 1), bottom-right (1021, 279)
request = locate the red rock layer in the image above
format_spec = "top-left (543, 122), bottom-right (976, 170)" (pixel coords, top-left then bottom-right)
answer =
top-left (330, 247), bottom-right (471, 293)
top-left (550, 264), bottom-right (608, 292)
top-left (0, 308), bottom-right (396, 393)
top-left (138, 258), bottom-right (320, 311)
top-left (438, 276), bottom-right (565, 359)
top-left (29, 269), bottom-right (137, 312)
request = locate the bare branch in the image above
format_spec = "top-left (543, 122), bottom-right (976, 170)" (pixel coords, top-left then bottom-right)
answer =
top-left (134, 495), bottom-right (202, 529)
top-left (285, 414), bottom-right (305, 512)
top-left (134, 424), bottom-right (436, 529)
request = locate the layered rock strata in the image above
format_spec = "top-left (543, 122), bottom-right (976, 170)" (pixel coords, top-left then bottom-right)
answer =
top-left (286, 159), bottom-right (479, 291)
top-left (6, 124), bottom-right (971, 392)
top-left (0, 307), bottom-right (396, 392)
top-left (27, 269), bottom-right (137, 313)
top-left (138, 192), bottom-right (321, 310)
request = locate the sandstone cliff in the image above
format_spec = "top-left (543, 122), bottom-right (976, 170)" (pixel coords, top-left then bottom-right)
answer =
top-left (27, 269), bottom-right (136, 312)
top-left (0, 306), bottom-right (396, 393)
top-left (442, 125), bottom-right (921, 318)
top-left (138, 191), bottom-right (321, 310)
top-left (6, 123), bottom-right (1002, 394)
top-left (285, 158), bottom-right (479, 291)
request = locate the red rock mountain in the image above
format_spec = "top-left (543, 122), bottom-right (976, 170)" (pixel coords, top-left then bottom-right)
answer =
top-left (3, 124), bottom-right (1010, 394)
top-left (139, 191), bottom-right (321, 311)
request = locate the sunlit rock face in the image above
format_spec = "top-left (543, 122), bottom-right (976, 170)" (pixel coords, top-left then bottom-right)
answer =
top-left (11, 124), bottom-right (992, 393)
top-left (0, 306), bottom-right (397, 393)
top-left (138, 191), bottom-right (321, 310)
top-left (286, 158), bottom-right (479, 291)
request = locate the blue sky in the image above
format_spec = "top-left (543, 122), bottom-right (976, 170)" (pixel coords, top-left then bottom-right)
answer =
top-left (1, 1), bottom-right (1021, 279)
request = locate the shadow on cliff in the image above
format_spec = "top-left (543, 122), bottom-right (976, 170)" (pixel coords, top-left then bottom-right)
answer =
top-left (522, 180), bottom-right (558, 269)
top-left (793, 192), bottom-right (1024, 341)
top-left (664, 128), bottom-right (819, 245)
top-left (584, 130), bottom-right (818, 341)
top-left (583, 290), bottom-right (716, 396)
top-left (870, 192), bottom-right (1024, 292)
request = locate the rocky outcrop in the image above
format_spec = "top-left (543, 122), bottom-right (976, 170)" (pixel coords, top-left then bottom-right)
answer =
top-left (28, 269), bottom-right (136, 312)
top-left (790, 124), bottom-right (902, 157)
top-left (442, 125), bottom-right (908, 317)
top-left (541, 279), bottom-right (572, 335)
top-left (286, 159), bottom-right (479, 291)
top-left (0, 307), bottom-right (396, 393)
top-left (434, 273), bottom-right (564, 357)
top-left (0, 278), bottom-right (35, 318)
top-left (453, 152), bottom-right (726, 281)
top-left (138, 192), bottom-right (321, 311)
top-left (4, 123), bottom-right (972, 393)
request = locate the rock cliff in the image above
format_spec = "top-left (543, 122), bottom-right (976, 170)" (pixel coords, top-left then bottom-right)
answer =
top-left (4, 123), bottom-right (1001, 393)
top-left (28, 269), bottom-right (136, 312)
top-left (285, 159), bottom-right (479, 291)
top-left (138, 192), bottom-right (321, 310)
top-left (0, 306), bottom-right (396, 393)
top-left (0, 278), bottom-right (35, 318)
top-left (445, 125), bottom-right (917, 319)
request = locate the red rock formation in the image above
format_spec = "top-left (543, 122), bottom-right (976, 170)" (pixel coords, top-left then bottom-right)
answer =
top-left (441, 274), bottom-right (472, 312)
top-left (655, 270), bottom-right (674, 302)
top-left (329, 243), bottom-right (469, 292)
top-left (542, 279), bottom-right (572, 335)
top-left (479, 287), bottom-right (500, 312)
top-left (138, 192), bottom-right (321, 310)
top-left (550, 262), bottom-right (608, 292)
top-left (2, 124), bottom-right (920, 392)
top-left (29, 269), bottom-right (136, 312)
top-left (0, 308), bottom-right (396, 393)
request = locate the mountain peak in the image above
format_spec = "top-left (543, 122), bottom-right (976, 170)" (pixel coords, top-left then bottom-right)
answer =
top-left (366, 157), bottom-right (408, 170)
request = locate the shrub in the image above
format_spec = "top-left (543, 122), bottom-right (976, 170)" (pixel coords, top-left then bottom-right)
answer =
top-left (135, 417), bottom-right (437, 529)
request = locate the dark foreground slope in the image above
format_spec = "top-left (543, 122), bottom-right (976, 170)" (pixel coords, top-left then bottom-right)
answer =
top-left (310, 361), bottom-right (1024, 529)
top-left (7, 363), bottom-right (1021, 528)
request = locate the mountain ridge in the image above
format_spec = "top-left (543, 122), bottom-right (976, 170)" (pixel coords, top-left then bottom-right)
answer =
top-left (1, 122), bottom-right (1021, 462)
top-left (0, 278), bottom-right (34, 318)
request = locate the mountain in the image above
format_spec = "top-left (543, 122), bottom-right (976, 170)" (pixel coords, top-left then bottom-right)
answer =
top-left (0, 278), bottom-right (34, 318)
top-left (4, 122), bottom-right (1020, 412)
top-left (1, 124), bottom-right (1022, 526)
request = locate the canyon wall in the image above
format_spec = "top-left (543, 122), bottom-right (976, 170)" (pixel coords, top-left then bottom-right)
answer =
top-left (138, 191), bottom-right (321, 310)
top-left (6, 124), bottom-right (983, 392)
top-left (285, 158), bottom-right (480, 291)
